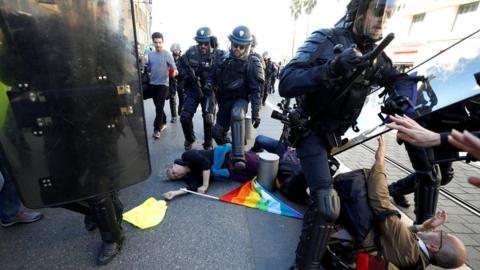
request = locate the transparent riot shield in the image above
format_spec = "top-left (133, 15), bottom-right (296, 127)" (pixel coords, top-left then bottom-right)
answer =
top-left (332, 29), bottom-right (480, 155)
top-left (0, 0), bottom-right (151, 208)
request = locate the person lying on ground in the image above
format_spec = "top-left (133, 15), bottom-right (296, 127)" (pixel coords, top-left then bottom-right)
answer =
top-left (362, 136), bottom-right (467, 269)
top-left (163, 144), bottom-right (258, 200)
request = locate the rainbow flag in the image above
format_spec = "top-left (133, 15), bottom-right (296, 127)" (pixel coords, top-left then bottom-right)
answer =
top-left (219, 177), bottom-right (304, 219)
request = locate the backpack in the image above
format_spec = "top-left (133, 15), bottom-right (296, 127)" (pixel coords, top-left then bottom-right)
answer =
top-left (334, 169), bottom-right (373, 244)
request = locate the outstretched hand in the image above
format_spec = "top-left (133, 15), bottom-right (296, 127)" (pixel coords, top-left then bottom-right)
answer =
top-left (448, 130), bottom-right (480, 188)
top-left (448, 130), bottom-right (480, 160)
top-left (386, 114), bottom-right (441, 147)
top-left (375, 136), bottom-right (385, 166)
top-left (421, 210), bottom-right (447, 231)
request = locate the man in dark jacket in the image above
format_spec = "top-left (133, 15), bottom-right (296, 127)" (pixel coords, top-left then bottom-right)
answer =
top-left (279, 0), bottom-right (414, 268)
top-left (206, 25), bottom-right (264, 170)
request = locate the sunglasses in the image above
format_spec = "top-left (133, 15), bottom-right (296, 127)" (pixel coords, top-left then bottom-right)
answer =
top-left (198, 42), bottom-right (209, 47)
top-left (232, 43), bottom-right (245, 50)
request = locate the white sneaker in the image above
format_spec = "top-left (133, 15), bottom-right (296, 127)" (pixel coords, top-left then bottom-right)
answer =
top-left (160, 125), bottom-right (167, 132)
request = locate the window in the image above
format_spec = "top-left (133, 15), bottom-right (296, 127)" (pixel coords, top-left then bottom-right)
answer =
top-left (458, 1), bottom-right (479, 15)
top-left (409, 13), bottom-right (426, 37)
top-left (452, 1), bottom-right (479, 33)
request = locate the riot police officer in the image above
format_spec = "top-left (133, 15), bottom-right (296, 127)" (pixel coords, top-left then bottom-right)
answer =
top-left (207, 25), bottom-right (264, 169)
top-left (178, 27), bottom-right (223, 150)
top-left (168, 43), bottom-right (184, 123)
top-left (261, 51), bottom-right (277, 105)
top-left (279, 1), bottom-right (412, 268)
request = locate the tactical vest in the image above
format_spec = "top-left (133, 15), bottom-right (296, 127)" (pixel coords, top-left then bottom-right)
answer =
top-left (293, 28), bottom-right (392, 136)
top-left (216, 57), bottom-right (249, 101)
top-left (185, 46), bottom-right (214, 86)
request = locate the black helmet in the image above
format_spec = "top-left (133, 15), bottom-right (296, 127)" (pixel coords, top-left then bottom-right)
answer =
top-left (352, 0), bottom-right (398, 41)
top-left (228, 25), bottom-right (253, 45)
top-left (194, 27), bottom-right (212, 43)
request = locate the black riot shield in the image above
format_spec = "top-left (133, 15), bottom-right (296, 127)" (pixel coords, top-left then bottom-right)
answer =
top-left (0, 0), bottom-right (151, 208)
top-left (331, 28), bottom-right (480, 155)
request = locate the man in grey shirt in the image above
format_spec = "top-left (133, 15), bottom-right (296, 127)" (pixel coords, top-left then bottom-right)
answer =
top-left (146, 32), bottom-right (177, 139)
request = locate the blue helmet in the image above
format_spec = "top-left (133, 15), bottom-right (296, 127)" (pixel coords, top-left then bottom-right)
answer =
top-left (228, 25), bottom-right (253, 45)
top-left (194, 27), bottom-right (212, 43)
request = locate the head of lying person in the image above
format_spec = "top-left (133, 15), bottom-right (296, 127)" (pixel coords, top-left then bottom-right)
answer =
top-left (166, 159), bottom-right (191, 180)
top-left (417, 230), bottom-right (467, 268)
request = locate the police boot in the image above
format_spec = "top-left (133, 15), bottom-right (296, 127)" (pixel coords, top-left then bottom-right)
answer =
top-left (388, 173), bottom-right (416, 208)
top-left (203, 113), bottom-right (214, 150)
top-left (414, 165), bottom-right (441, 224)
top-left (169, 95), bottom-right (177, 123)
top-left (292, 189), bottom-right (340, 270)
top-left (90, 195), bottom-right (124, 265)
top-left (231, 108), bottom-right (246, 170)
top-left (180, 111), bottom-right (195, 150)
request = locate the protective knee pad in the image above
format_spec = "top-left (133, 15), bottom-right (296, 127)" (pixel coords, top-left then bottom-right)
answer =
top-left (203, 113), bottom-right (215, 127)
top-left (231, 105), bottom-right (245, 121)
top-left (91, 196), bottom-right (124, 243)
top-left (295, 189), bottom-right (340, 269)
top-left (414, 167), bottom-right (441, 224)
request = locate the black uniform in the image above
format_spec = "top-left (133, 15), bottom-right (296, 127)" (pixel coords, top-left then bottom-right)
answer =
top-left (262, 58), bottom-right (277, 105)
top-left (279, 27), bottom-right (411, 269)
top-left (208, 52), bottom-right (264, 167)
top-left (178, 46), bottom-right (223, 149)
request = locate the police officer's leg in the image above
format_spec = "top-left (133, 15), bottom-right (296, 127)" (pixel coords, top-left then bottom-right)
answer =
top-left (168, 83), bottom-right (177, 123)
top-left (177, 86), bottom-right (185, 115)
top-left (212, 99), bottom-right (233, 145)
top-left (293, 133), bottom-right (340, 270)
top-left (201, 95), bottom-right (215, 149)
top-left (88, 193), bottom-right (124, 265)
top-left (404, 143), bottom-right (441, 224)
top-left (231, 99), bottom-right (248, 169)
top-left (180, 91), bottom-right (200, 150)
top-left (262, 84), bottom-right (268, 106)
top-left (433, 146), bottom-right (455, 186)
top-left (388, 173), bottom-right (415, 208)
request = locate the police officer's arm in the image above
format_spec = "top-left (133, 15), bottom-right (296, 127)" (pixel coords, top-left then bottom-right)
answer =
top-left (247, 55), bottom-right (265, 122)
top-left (279, 32), bottom-right (341, 98)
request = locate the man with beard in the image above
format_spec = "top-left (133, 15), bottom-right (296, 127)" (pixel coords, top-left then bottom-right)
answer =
top-left (206, 25), bottom-right (264, 169)
top-left (178, 27), bottom-right (223, 150)
top-left (279, 0), bottom-right (415, 268)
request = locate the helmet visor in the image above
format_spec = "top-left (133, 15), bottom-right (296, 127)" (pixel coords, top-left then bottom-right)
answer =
top-left (356, 0), bottom-right (398, 40)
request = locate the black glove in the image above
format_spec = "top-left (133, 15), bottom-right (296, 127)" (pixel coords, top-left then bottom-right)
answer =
top-left (329, 44), bottom-right (368, 77)
top-left (204, 83), bottom-right (213, 96)
top-left (381, 95), bottom-right (415, 116)
top-left (252, 117), bottom-right (261, 128)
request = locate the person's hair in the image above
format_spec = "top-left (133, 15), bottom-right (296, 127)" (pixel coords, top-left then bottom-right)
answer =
top-left (151, 32), bottom-right (163, 41)
top-left (430, 234), bottom-right (467, 269)
top-left (165, 167), bottom-right (173, 180)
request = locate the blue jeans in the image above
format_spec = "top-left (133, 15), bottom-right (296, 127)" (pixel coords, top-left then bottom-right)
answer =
top-left (253, 135), bottom-right (287, 157)
top-left (0, 170), bottom-right (21, 220)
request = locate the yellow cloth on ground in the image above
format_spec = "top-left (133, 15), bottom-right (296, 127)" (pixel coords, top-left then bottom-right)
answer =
top-left (123, 198), bottom-right (167, 229)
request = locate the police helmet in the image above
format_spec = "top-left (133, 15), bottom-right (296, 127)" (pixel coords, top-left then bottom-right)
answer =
top-left (262, 51), bottom-right (269, 59)
top-left (194, 27), bottom-right (212, 43)
top-left (228, 25), bottom-right (253, 46)
top-left (170, 43), bottom-right (181, 53)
